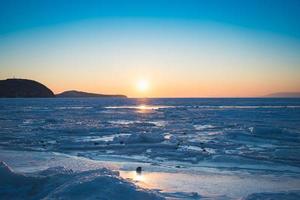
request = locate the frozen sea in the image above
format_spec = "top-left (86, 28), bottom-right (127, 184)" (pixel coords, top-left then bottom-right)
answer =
top-left (1, 98), bottom-right (300, 200)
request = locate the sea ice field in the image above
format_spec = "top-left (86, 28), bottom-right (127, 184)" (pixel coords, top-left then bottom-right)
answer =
top-left (0, 98), bottom-right (300, 200)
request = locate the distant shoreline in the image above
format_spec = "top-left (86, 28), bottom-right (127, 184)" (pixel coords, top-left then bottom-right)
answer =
top-left (1, 78), bottom-right (299, 98)
top-left (1, 97), bottom-right (300, 99)
top-left (0, 78), bottom-right (127, 98)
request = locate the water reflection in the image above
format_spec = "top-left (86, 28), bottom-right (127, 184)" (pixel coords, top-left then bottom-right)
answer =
top-left (134, 172), bottom-right (145, 181)
top-left (136, 104), bottom-right (155, 113)
top-left (137, 105), bottom-right (147, 110)
top-left (122, 171), bottom-right (146, 183)
top-left (105, 105), bottom-right (174, 110)
top-left (120, 170), bottom-right (300, 198)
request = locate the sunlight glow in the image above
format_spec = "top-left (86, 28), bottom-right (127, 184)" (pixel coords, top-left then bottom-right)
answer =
top-left (137, 79), bottom-right (149, 92)
top-left (138, 105), bottom-right (147, 110)
top-left (134, 172), bottom-right (145, 182)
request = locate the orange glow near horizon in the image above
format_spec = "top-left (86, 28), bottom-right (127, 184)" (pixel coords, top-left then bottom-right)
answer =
top-left (40, 73), bottom-right (300, 98)
top-left (1, 20), bottom-right (300, 98)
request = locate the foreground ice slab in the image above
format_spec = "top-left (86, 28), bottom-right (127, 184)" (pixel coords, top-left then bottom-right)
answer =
top-left (1, 150), bottom-right (300, 200)
top-left (0, 160), bottom-right (165, 200)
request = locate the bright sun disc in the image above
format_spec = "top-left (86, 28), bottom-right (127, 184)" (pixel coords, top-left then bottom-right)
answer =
top-left (137, 79), bottom-right (149, 92)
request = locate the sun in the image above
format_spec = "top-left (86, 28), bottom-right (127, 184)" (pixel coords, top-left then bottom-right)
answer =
top-left (137, 79), bottom-right (149, 92)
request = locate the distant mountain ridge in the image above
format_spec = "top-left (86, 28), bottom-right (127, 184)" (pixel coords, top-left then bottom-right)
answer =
top-left (0, 78), bottom-right (127, 98)
top-left (0, 79), bottom-right (54, 98)
top-left (265, 92), bottom-right (300, 98)
top-left (56, 90), bottom-right (127, 98)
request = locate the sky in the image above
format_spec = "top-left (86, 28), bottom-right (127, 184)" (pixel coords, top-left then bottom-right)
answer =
top-left (0, 0), bottom-right (300, 97)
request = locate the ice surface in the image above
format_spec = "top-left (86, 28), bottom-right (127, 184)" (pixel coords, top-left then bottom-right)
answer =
top-left (244, 191), bottom-right (300, 200)
top-left (1, 98), bottom-right (300, 199)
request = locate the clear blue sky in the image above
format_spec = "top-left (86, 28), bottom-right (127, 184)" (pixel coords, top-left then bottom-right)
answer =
top-left (1, 0), bottom-right (300, 37)
top-left (0, 0), bottom-right (300, 97)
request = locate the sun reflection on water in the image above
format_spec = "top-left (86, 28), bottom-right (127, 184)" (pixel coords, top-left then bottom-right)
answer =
top-left (120, 171), bottom-right (164, 191)
top-left (137, 105), bottom-right (147, 110)
top-left (104, 104), bottom-right (174, 114)
top-left (105, 105), bottom-right (174, 110)
top-left (134, 172), bottom-right (145, 182)
top-left (121, 171), bottom-right (147, 183)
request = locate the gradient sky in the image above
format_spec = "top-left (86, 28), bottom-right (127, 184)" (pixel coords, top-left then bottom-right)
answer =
top-left (0, 0), bottom-right (300, 97)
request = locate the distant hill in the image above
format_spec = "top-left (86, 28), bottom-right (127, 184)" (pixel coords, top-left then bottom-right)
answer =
top-left (0, 79), bottom-right (54, 98)
top-left (265, 92), bottom-right (300, 98)
top-left (56, 90), bottom-right (127, 98)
